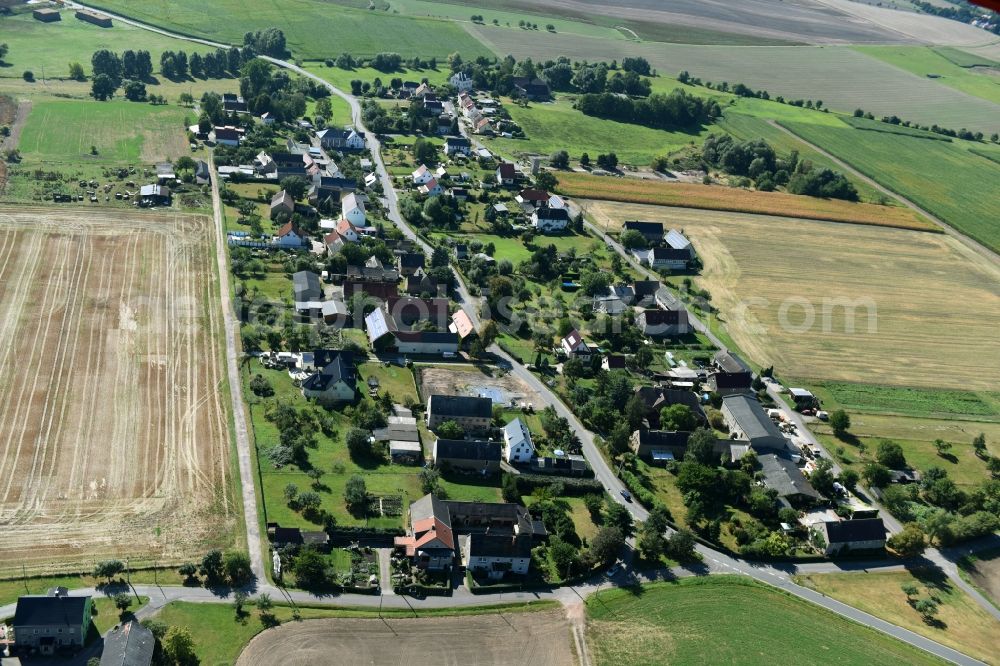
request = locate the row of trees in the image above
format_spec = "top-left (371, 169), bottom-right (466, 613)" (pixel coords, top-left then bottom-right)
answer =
top-left (576, 89), bottom-right (720, 132)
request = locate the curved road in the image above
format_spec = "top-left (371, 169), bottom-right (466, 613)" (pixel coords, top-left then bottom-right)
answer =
top-left (60, 3), bottom-right (998, 662)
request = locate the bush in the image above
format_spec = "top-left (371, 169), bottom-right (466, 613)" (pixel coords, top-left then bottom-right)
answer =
top-left (22, 71), bottom-right (34, 82)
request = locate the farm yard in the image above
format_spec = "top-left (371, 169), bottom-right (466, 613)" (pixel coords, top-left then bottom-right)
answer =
top-left (582, 200), bottom-right (1000, 392)
top-left (85, 0), bottom-right (493, 60)
top-left (0, 205), bottom-right (237, 576)
top-left (585, 578), bottom-right (942, 666)
top-left (236, 609), bottom-right (575, 666)
top-left (567, 173), bottom-right (934, 231)
top-left (779, 118), bottom-right (1000, 253)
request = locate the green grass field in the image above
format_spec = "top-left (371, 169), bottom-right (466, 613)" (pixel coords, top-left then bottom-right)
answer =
top-left (586, 577), bottom-right (943, 666)
top-left (302, 64), bottom-right (452, 93)
top-left (18, 97), bottom-right (191, 164)
top-left (804, 382), bottom-right (1000, 420)
top-left (485, 98), bottom-right (709, 165)
top-left (855, 45), bottom-right (1000, 107)
top-left (716, 110), bottom-right (885, 203)
top-left (0, 8), bottom-right (216, 82)
top-left (86, 0), bottom-right (493, 59)
top-left (779, 118), bottom-right (1000, 253)
top-left (933, 47), bottom-right (1000, 68)
top-left (795, 569), bottom-right (999, 665)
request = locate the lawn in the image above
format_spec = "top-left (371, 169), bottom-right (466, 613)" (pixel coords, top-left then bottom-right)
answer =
top-left (586, 577), bottom-right (943, 666)
top-left (0, 8), bottom-right (216, 82)
top-left (485, 98), bottom-right (711, 166)
top-left (431, 230), bottom-right (608, 265)
top-left (563, 171), bottom-right (935, 231)
top-left (86, 0), bottom-right (494, 60)
top-left (795, 569), bottom-right (1000, 665)
top-left (779, 118), bottom-right (1000, 253)
top-left (302, 64), bottom-right (453, 92)
top-left (855, 45), bottom-right (1000, 107)
top-left (357, 363), bottom-right (419, 405)
top-left (18, 97), bottom-right (191, 164)
top-left (582, 201), bottom-right (1000, 393)
top-left (92, 596), bottom-right (149, 635)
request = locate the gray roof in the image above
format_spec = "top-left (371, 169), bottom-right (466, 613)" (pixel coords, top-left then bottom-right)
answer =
top-left (302, 350), bottom-right (355, 392)
top-left (715, 351), bottom-right (752, 374)
top-left (434, 438), bottom-right (501, 462)
top-left (13, 594), bottom-right (90, 628)
top-left (293, 271), bottom-right (322, 302)
top-left (100, 621), bottom-right (155, 666)
top-left (467, 532), bottom-right (534, 559)
top-left (428, 394), bottom-right (493, 419)
top-left (410, 492), bottom-right (450, 527)
top-left (723, 393), bottom-right (785, 442)
top-left (824, 518), bottom-right (886, 544)
top-left (758, 453), bottom-right (820, 500)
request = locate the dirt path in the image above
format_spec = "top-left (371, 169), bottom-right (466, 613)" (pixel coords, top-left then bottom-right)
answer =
top-left (0, 99), bottom-right (30, 152)
top-left (768, 119), bottom-right (1000, 264)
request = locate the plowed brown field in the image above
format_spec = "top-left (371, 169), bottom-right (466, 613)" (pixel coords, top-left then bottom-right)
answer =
top-left (0, 205), bottom-right (237, 576)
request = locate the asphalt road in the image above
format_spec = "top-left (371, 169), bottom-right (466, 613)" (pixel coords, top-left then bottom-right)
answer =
top-left (55, 4), bottom-right (999, 661)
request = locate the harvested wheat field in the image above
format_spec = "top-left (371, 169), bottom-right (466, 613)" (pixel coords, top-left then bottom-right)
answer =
top-left (560, 172), bottom-right (935, 231)
top-left (584, 201), bottom-right (1000, 391)
top-left (236, 611), bottom-right (574, 666)
top-left (0, 205), bottom-right (236, 576)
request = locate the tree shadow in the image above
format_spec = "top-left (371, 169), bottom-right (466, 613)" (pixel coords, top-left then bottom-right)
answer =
top-left (936, 452), bottom-right (958, 465)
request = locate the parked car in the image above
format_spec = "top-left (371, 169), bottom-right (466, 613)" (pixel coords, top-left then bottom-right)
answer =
top-left (620, 489), bottom-right (632, 502)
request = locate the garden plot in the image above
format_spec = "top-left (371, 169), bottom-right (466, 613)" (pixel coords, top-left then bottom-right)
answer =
top-left (0, 205), bottom-right (236, 576)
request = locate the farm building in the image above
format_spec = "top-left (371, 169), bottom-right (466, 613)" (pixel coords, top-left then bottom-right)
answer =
top-left (99, 621), bottom-right (155, 666)
top-left (708, 351), bottom-right (754, 395)
top-left (758, 452), bottom-right (821, 506)
top-left (75, 9), bottom-right (112, 26)
top-left (138, 184), bottom-right (171, 207)
top-left (426, 394), bottom-right (492, 433)
top-left (637, 308), bottom-right (690, 337)
top-left (721, 393), bottom-right (790, 452)
top-left (633, 386), bottom-right (707, 429)
top-left (432, 438), bottom-right (502, 473)
top-left (512, 77), bottom-right (551, 101)
top-left (623, 220), bottom-right (665, 245)
top-left (33, 8), bottom-right (61, 21)
top-left (270, 190), bottom-right (295, 220)
top-left (532, 207), bottom-right (569, 233)
top-left (666, 229), bottom-right (696, 258)
top-left (647, 247), bottom-right (692, 270)
top-left (13, 591), bottom-right (92, 654)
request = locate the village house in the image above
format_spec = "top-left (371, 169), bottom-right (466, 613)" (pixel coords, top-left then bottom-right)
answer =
top-left (532, 207), bottom-right (570, 233)
top-left (411, 164), bottom-right (434, 186)
top-left (432, 438), bottom-right (502, 473)
top-left (602, 354), bottom-right (627, 371)
top-left (275, 221), bottom-right (308, 248)
top-left (512, 77), bottom-right (551, 101)
top-left (449, 310), bottom-right (476, 343)
top-left (13, 590), bottom-right (92, 655)
top-left (630, 430), bottom-right (747, 464)
top-left (496, 162), bottom-right (517, 187)
top-left (515, 188), bottom-right (550, 211)
top-left (817, 518), bottom-right (887, 555)
top-left (395, 494), bottom-right (545, 579)
top-left (405, 269), bottom-right (438, 297)
top-left (194, 160), bottom-right (211, 185)
top-left (623, 220), bottom-right (666, 245)
top-left (301, 350), bottom-right (356, 404)
top-left (270, 190), bottom-right (295, 220)
top-left (708, 351), bottom-right (754, 395)
top-left (647, 247), bottom-right (692, 271)
top-left (397, 252), bottom-right (426, 277)
top-left (444, 136), bottom-right (472, 156)
top-left (637, 308), bottom-right (691, 337)
top-left (99, 621), bottom-right (155, 666)
top-left (365, 297), bottom-right (458, 355)
top-left (758, 452), bottom-right (821, 506)
top-left (418, 178), bottom-right (444, 197)
top-left (213, 125), bottom-right (244, 146)
top-left (561, 329), bottom-right (592, 357)
top-left (449, 71), bottom-right (474, 92)
top-left (340, 192), bottom-right (365, 227)
top-left (426, 394), bottom-right (493, 433)
top-left (316, 127), bottom-right (366, 151)
top-left (222, 93), bottom-right (247, 113)
top-left (633, 386), bottom-right (707, 429)
top-left (502, 418), bottom-right (536, 464)
top-left (292, 270), bottom-right (322, 306)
